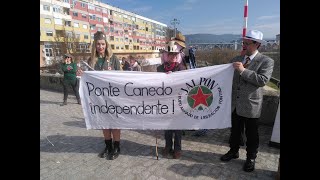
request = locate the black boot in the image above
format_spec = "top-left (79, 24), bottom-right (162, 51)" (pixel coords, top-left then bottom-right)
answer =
top-left (60, 100), bottom-right (67, 106)
top-left (98, 139), bottom-right (113, 158)
top-left (109, 141), bottom-right (120, 160)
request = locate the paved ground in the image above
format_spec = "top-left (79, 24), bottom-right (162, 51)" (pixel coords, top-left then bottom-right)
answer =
top-left (40, 89), bottom-right (280, 180)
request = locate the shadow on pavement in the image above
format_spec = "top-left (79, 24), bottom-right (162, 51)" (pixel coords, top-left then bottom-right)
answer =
top-left (167, 163), bottom-right (277, 179)
top-left (40, 100), bottom-right (62, 105)
top-left (63, 120), bottom-right (86, 128)
top-left (40, 134), bottom-right (277, 179)
top-left (132, 126), bottom-right (279, 155)
top-left (40, 135), bottom-right (230, 163)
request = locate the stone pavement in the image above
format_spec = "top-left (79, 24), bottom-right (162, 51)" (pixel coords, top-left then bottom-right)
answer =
top-left (40, 89), bottom-right (280, 180)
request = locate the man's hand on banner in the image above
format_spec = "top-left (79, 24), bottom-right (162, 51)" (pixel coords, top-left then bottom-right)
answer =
top-left (233, 62), bottom-right (245, 73)
top-left (77, 69), bottom-right (83, 76)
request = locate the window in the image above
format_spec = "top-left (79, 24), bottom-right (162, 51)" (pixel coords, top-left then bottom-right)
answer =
top-left (65, 21), bottom-right (71, 27)
top-left (74, 22), bottom-right (79, 28)
top-left (97, 27), bottom-right (102, 31)
top-left (46, 31), bottom-right (53, 36)
top-left (76, 34), bottom-right (80, 39)
top-left (66, 32), bottom-right (72, 38)
top-left (54, 18), bottom-right (63, 25)
top-left (55, 48), bottom-right (61, 56)
top-left (53, 6), bottom-right (61, 13)
top-left (90, 24), bottom-right (96, 30)
top-left (43, 5), bottom-right (50, 11)
top-left (89, 14), bottom-right (96, 20)
top-left (45, 48), bottom-right (53, 57)
top-left (88, 4), bottom-right (95, 10)
top-left (96, 8), bottom-right (101, 12)
top-left (104, 27), bottom-right (109, 32)
top-left (83, 24), bottom-right (88, 29)
top-left (55, 30), bottom-right (64, 37)
top-left (82, 14), bottom-right (86, 18)
top-left (63, 0), bottom-right (69, 3)
top-left (73, 12), bottom-right (78, 16)
top-left (44, 18), bottom-right (51, 24)
top-left (81, 3), bottom-right (86, 8)
top-left (84, 35), bottom-right (89, 39)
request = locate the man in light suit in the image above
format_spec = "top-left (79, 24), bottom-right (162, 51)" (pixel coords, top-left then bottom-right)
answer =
top-left (220, 30), bottom-right (274, 172)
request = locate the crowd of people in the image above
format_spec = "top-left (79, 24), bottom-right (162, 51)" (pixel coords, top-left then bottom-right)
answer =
top-left (59, 29), bottom-right (274, 172)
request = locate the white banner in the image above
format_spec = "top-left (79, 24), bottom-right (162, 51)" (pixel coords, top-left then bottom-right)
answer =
top-left (271, 101), bottom-right (280, 143)
top-left (79, 63), bottom-right (234, 130)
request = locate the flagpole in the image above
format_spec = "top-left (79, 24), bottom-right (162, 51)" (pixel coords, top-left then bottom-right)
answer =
top-left (241, 0), bottom-right (248, 55)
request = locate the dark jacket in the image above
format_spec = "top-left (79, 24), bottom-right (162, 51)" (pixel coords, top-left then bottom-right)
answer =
top-left (94, 54), bottom-right (120, 71)
top-left (61, 62), bottom-right (77, 85)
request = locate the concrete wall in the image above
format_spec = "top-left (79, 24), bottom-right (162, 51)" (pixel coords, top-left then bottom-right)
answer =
top-left (40, 68), bottom-right (280, 126)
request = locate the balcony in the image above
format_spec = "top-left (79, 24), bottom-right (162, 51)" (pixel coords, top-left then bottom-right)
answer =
top-left (53, 12), bottom-right (71, 20)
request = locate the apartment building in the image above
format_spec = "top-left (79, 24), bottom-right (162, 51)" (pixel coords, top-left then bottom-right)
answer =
top-left (40, 0), bottom-right (167, 67)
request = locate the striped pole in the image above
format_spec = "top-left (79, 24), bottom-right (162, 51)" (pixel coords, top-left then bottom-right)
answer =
top-left (241, 0), bottom-right (248, 55)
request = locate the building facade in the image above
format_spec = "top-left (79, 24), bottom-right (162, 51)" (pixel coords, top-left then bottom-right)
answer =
top-left (40, 0), bottom-right (167, 66)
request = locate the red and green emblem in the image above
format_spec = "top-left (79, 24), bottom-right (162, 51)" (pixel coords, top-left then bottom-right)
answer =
top-left (187, 85), bottom-right (213, 110)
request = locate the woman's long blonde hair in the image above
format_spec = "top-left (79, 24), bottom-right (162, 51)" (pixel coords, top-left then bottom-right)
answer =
top-left (88, 31), bottom-right (113, 67)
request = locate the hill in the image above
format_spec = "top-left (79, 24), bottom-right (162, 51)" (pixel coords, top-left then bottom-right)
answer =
top-left (185, 34), bottom-right (242, 43)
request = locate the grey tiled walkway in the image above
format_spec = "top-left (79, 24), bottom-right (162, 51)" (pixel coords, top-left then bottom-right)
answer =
top-left (40, 89), bottom-right (280, 180)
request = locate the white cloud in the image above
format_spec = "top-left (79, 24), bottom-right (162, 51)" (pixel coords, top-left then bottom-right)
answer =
top-left (257, 15), bottom-right (280, 20)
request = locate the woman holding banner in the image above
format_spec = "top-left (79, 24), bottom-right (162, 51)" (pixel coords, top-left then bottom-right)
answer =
top-left (157, 33), bottom-right (186, 159)
top-left (80, 31), bottom-right (122, 160)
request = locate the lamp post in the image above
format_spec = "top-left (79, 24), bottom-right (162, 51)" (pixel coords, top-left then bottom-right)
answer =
top-left (170, 18), bottom-right (180, 37)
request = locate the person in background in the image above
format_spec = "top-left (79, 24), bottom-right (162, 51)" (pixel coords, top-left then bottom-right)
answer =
top-left (60, 53), bottom-right (81, 106)
top-left (122, 57), bottom-right (131, 71)
top-left (188, 46), bottom-right (197, 69)
top-left (128, 55), bottom-right (142, 71)
top-left (157, 32), bottom-right (186, 159)
top-left (80, 31), bottom-right (122, 160)
top-left (220, 30), bottom-right (274, 172)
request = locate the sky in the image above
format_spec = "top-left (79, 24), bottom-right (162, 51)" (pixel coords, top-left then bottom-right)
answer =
top-left (101, 0), bottom-right (280, 39)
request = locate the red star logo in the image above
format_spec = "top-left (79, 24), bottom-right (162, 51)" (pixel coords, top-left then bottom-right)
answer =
top-left (190, 87), bottom-right (213, 108)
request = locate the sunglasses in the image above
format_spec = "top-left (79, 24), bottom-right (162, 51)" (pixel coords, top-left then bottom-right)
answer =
top-left (64, 56), bottom-right (71, 59)
top-left (242, 41), bottom-right (255, 46)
